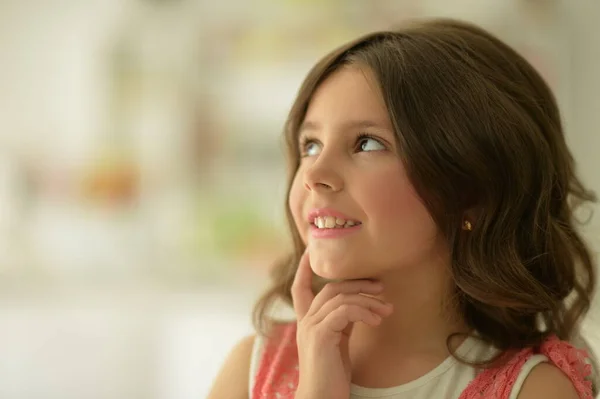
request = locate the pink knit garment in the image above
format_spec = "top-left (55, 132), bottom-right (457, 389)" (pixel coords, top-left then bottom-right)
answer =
top-left (458, 335), bottom-right (593, 399)
top-left (252, 323), bottom-right (594, 399)
top-left (252, 323), bottom-right (300, 399)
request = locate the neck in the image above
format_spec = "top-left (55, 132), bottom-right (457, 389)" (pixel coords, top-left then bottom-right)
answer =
top-left (349, 257), bottom-right (469, 383)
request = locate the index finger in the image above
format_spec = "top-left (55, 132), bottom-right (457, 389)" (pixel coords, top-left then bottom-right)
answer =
top-left (290, 248), bottom-right (314, 319)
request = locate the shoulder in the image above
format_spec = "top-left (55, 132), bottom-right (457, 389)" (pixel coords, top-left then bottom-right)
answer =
top-left (207, 334), bottom-right (256, 399)
top-left (517, 363), bottom-right (580, 399)
top-left (462, 335), bottom-right (594, 399)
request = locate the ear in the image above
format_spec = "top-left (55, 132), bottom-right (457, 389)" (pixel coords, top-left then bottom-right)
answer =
top-left (462, 207), bottom-right (481, 230)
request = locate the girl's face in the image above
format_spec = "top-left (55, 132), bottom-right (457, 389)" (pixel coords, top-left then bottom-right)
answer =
top-left (288, 66), bottom-right (446, 280)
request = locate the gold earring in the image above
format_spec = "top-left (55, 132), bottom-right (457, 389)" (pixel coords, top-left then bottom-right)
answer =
top-left (462, 220), bottom-right (473, 231)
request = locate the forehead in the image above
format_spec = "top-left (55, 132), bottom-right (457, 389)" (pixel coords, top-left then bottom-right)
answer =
top-left (302, 66), bottom-right (392, 131)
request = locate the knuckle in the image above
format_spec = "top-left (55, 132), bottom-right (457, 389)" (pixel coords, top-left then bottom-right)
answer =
top-left (296, 321), bottom-right (312, 337)
top-left (333, 293), bottom-right (346, 303)
top-left (313, 323), bottom-right (329, 340)
top-left (339, 303), bottom-right (352, 315)
top-left (321, 283), bottom-right (336, 296)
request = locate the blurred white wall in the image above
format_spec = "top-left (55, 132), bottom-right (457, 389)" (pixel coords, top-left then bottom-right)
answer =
top-left (0, 1), bottom-right (598, 399)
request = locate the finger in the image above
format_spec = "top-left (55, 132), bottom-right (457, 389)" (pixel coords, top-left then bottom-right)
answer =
top-left (307, 280), bottom-right (383, 318)
top-left (309, 293), bottom-right (393, 324)
top-left (319, 304), bottom-right (382, 335)
top-left (291, 248), bottom-right (314, 319)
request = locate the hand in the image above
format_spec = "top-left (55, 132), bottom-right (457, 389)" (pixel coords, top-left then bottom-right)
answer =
top-left (292, 248), bottom-right (394, 399)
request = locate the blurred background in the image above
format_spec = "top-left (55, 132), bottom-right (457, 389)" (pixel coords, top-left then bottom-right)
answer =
top-left (0, 0), bottom-right (599, 398)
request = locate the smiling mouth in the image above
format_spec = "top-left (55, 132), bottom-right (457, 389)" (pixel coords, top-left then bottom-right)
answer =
top-left (312, 216), bottom-right (362, 229)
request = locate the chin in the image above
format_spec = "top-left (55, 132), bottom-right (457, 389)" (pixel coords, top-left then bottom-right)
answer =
top-left (309, 255), bottom-right (368, 281)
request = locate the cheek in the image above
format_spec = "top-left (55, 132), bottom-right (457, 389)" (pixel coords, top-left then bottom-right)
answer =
top-left (288, 173), bottom-right (307, 239)
top-left (363, 169), bottom-right (437, 237)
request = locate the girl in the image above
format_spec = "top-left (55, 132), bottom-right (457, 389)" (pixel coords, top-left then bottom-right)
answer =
top-left (209, 19), bottom-right (598, 399)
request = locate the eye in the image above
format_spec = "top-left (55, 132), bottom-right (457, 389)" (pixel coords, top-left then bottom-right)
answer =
top-left (300, 139), bottom-right (322, 157)
top-left (357, 134), bottom-right (386, 152)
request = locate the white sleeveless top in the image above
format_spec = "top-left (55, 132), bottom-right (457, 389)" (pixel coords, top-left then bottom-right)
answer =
top-left (248, 334), bottom-right (549, 399)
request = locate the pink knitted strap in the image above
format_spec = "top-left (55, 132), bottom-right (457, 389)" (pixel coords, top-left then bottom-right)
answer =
top-left (539, 336), bottom-right (594, 398)
top-left (458, 335), bottom-right (594, 399)
top-left (251, 323), bottom-right (300, 399)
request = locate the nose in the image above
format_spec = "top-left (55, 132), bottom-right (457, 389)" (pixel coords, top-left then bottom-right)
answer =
top-left (303, 154), bottom-right (344, 193)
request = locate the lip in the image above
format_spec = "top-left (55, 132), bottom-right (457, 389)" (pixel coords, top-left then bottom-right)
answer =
top-left (307, 208), bottom-right (361, 225)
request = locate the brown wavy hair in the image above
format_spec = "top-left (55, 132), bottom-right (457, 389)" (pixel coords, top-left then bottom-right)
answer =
top-left (252, 18), bottom-right (597, 376)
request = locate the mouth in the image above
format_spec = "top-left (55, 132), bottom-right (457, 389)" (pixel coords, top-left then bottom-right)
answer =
top-left (308, 209), bottom-right (363, 230)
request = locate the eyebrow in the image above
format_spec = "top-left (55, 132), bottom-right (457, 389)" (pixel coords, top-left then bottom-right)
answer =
top-left (298, 119), bottom-right (391, 134)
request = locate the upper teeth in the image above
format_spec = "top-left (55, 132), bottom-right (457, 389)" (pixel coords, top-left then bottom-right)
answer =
top-left (314, 216), bottom-right (359, 229)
